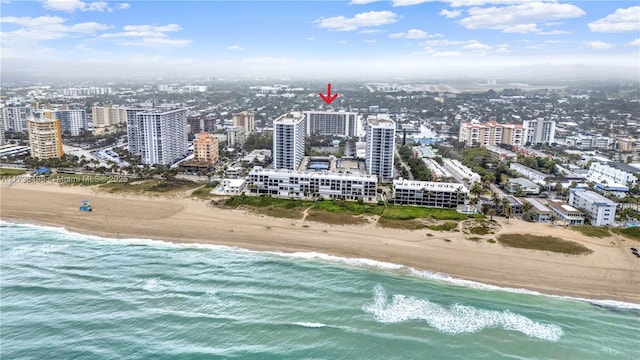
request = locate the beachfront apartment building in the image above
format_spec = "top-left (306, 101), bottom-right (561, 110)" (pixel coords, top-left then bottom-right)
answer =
top-left (507, 178), bottom-right (540, 195)
top-left (232, 111), bottom-right (255, 133)
top-left (248, 167), bottom-right (378, 202)
top-left (126, 107), bottom-right (188, 165)
top-left (304, 111), bottom-right (360, 137)
top-left (365, 116), bottom-right (395, 182)
top-left (588, 162), bottom-right (637, 187)
top-left (509, 163), bottom-right (549, 185)
top-left (547, 200), bottom-right (585, 226)
top-left (27, 115), bottom-right (63, 160)
top-left (273, 112), bottom-right (306, 170)
top-left (568, 189), bottom-right (617, 226)
top-left (523, 118), bottom-right (556, 145)
top-left (1, 105), bottom-right (33, 132)
top-left (392, 179), bottom-right (468, 209)
top-left (193, 131), bottom-right (219, 164)
top-left (458, 121), bottom-right (524, 147)
top-left (442, 159), bottom-right (481, 185)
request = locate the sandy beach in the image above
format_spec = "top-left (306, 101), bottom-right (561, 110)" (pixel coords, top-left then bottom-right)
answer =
top-left (1, 181), bottom-right (639, 304)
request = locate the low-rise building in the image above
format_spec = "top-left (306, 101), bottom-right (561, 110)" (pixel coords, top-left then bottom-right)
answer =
top-left (442, 159), bottom-right (481, 185)
top-left (547, 200), bottom-right (585, 225)
top-left (392, 179), bottom-right (468, 209)
top-left (248, 167), bottom-right (378, 202)
top-left (507, 178), bottom-right (540, 195)
top-left (523, 198), bottom-right (553, 222)
top-left (509, 163), bottom-right (549, 185)
top-left (568, 189), bottom-right (617, 226)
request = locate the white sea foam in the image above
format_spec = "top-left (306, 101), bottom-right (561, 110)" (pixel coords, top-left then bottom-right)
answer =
top-left (293, 322), bottom-right (327, 328)
top-left (3, 221), bottom-right (640, 311)
top-left (363, 285), bottom-right (564, 342)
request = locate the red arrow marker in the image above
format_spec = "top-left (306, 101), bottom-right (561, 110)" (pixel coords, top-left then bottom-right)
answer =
top-left (319, 83), bottom-right (338, 105)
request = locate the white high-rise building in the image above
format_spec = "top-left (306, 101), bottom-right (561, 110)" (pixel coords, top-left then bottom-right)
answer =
top-left (366, 116), bottom-right (395, 182)
top-left (1, 105), bottom-right (33, 132)
top-left (127, 107), bottom-right (188, 165)
top-left (56, 109), bottom-right (88, 136)
top-left (523, 118), bottom-right (556, 145)
top-left (273, 112), bottom-right (306, 170)
top-left (304, 111), bottom-right (360, 137)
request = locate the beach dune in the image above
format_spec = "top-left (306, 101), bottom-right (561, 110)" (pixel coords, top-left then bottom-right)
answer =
top-left (1, 182), bottom-right (639, 303)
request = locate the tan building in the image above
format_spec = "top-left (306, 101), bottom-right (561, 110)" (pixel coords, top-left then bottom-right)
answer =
top-left (232, 111), bottom-right (255, 132)
top-left (459, 121), bottom-right (524, 147)
top-left (27, 115), bottom-right (63, 159)
top-left (92, 105), bottom-right (127, 133)
top-left (193, 131), bottom-right (219, 164)
top-left (617, 138), bottom-right (637, 152)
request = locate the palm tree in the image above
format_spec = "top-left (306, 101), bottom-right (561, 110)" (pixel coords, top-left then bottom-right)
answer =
top-left (502, 197), bottom-right (512, 223)
top-left (549, 214), bottom-right (557, 227)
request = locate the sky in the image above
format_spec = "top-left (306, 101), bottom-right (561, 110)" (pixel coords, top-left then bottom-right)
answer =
top-left (1, 0), bottom-right (639, 80)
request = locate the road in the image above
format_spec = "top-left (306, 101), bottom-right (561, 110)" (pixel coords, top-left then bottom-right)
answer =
top-left (394, 148), bottom-right (414, 181)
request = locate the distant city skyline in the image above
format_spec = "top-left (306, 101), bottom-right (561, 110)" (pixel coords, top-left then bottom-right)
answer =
top-left (1, 0), bottom-right (639, 80)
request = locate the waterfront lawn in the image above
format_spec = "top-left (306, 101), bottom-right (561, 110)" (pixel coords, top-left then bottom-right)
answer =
top-left (571, 226), bottom-right (611, 238)
top-left (0, 168), bottom-right (26, 176)
top-left (312, 200), bottom-right (384, 216)
top-left (306, 209), bottom-right (368, 225)
top-left (381, 205), bottom-right (470, 221)
top-left (497, 234), bottom-right (593, 255)
top-left (612, 227), bottom-right (640, 242)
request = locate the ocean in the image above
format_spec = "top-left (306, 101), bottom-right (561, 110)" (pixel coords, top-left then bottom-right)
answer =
top-left (1, 222), bottom-right (638, 359)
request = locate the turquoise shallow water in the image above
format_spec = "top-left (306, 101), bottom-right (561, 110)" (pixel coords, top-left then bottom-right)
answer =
top-left (1, 222), bottom-right (639, 359)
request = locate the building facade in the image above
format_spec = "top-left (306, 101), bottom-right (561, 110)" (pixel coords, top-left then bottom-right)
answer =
top-left (193, 131), bottom-right (219, 164)
top-left (248, 167), bottom-right (377, 202)
top-left (1, 105), bottom-right (33, 132)
top-left (568, 189), bottom-right (617, 226)
top-left (547, 200), bottom-right (585, 225)
top-left (458, 121), bottom-right (524, 147)
top-left (523, 118), bottom-right (556, 145)
top-left (27, 115), bottom-right (63, 159)
top-left (273, 112), bottom-right (306, 170)
top-left (227, 126), bottom-right (247, 147)
top-left (127, 107), bottom-right (188, 165)
top-left (92, 105), bottom-right (127, 132)
top-left (392, 179), bottom-right (468, 208)
top-left (442, 159), bottom-right (481, 185)
top-left (365, 117), bottom-right (395, 182)
top-left (232, 111), bottom-right (255, 133)
top-left (304, 111), bottom-right (359, 137)
top-left (588, 162), bottom-right (637, 187)
top-left (56, 109), bottom-right (88, 136)
top-left (509, 163), bottom-right (549, 185)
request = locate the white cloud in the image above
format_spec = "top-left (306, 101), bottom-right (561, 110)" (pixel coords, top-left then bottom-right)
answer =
top-left (458, 2), bottom-right (585, 33)
top-left (349, 0), bottom-right (382, 4)
top-left (43, 0), bottom-right (110, 12)
top-left (306, 36), bottom-right (315, 40)
top-left (433, 51), bottom-right (463, 57)
top-left (118, 38), bottom-right (191, 47)
top-left (582, 41), bottom-right (614, 50)
top-left (227, 45), bottom-right (245, 51)
top-left (392, 0), bottom-right (433, 6)
top-left (588, 6), bottom-right (640, 33)
top-left (315, 11), bottom-right (399, 31)
top-left (628, 39), bottom-right (640, 46)
top-left (462, 40), bottom-right (491, 50)
top-left (440, 9), bottom-right (462, 18)
top-left (0, 15), bottom-right (110, 44)
top-left (536, 29), bottom-right (571, 35)
top-left (123, 24), bottom-right (182, 33)
top-left (1, 15), bottom-right (65, 27)
top-left (389, 29), bottom-right (436, 39)
top-left (359, 29), bottom-right (384, 34)
top-left (118, 3), bottom-right (130, 10)
top-left (393, 0), bottom-right (535, 7)
top-left (364, 39), bottom-right (377, 44)
top-left (418, 39), bottom-right (463, 46)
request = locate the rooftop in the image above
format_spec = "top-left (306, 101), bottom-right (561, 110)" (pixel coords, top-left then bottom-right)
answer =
top-left (572, 190), bottom-right (618, 206)
top-left (524, 198), bottom-right (552, 213)
top-left (274, 112), bottom-right (305, 124)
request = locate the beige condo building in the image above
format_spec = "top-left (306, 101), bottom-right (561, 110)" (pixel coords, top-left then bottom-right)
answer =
top-left (459, 121), bottom-right (524, 147)
top-left (232, 111), bottom-right (255, 133)
top-left (27, 115), bottom-right (63, 159)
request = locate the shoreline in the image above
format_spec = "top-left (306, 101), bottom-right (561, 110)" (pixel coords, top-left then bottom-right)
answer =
top-left (1, 182), bottom-right (639, 304)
